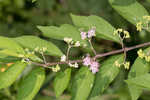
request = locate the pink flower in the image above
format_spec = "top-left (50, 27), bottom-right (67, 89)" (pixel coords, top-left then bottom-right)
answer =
top-left (80, 32), bottom-right (87, 40)
top-left (83, 55), bottom-right (100, 74)
top-left (90, 61), bottom-right (100, 74)
top-left (88, 28), bottom-right (96, 38)
top-left (83, 56), bottom-right (91, 66)
top-left (91, 61), bottom-right (99, 68)
top-left (90, 65), bottom-right (99, 74)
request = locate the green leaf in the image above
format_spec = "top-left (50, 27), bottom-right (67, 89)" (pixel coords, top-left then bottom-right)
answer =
top-left (0, 62), bottom-right (27, 89)
top-left (147, 0), bottom-right (150, 3)
top-left (71, 67), bottom-right (95, 100)
top-left (32, 0), bottom-right (36, 3)
top-left (109, 0), bottom-right (149, 25)
top-left (90, 54), bottom-right (123, 98)
top-left (71, 14), bottom-right (120, 43)
top-left (127, 47), bottom-right (150, 100)
top-left (37, 24), bottom-right (87, 45)
top-left (0, 36), bottom-right (24, 56)
top-left (17, 67), bottom-right (45, 100)
top-left (126, 73), bottom-right (150, 90)
top-left (0, 49), bottom-right (19, 57)
top-left (54, 68), bottom-right (71, 97)
top-left (0, 55), bottom-right (19, 63)
top-left (127, 83), bottom-right (143, 100)
top-left (35, 95), bottom-right (56, 100)
top-left (14, 36), bottom-right (63, 57)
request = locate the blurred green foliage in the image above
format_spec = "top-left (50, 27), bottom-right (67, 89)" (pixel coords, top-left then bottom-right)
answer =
top-left (0, 0), bottom-right (133, 37)
top-left (0, 0), bottom-right (149, 42)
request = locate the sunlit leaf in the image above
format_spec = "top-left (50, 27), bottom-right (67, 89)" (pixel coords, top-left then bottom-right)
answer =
top-left (0, 36), bottom-right (24, 56)
top-left (109, 0), bottom-right (149, 25)
top-left (37, 24), bottom-right (87, 45)
top-left (71, 14), bottom-right (120, 43)
top-left (127, 47), bottom-right (150, 100)
top-left (71, 67), bottom-right (95, 100)
top-left (54, 68), bottom-right (71, 97)
top-left (14, 36), bottom-right (63, 57)
top-left (17, 67), bottom-right (45, 100)
top-left (90, 54), bottom-right (123, 98)
top-left (0, 62), bottom-right (27, 89)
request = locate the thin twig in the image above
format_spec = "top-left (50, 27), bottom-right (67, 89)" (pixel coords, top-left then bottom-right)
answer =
top-left (41, 52), bottom-right (47, 64)
top-left (88, 39), bottom-right (97, 55)
top-left (66, 45), bottom-right (71, 61)
top-left (31, 42), bottom-right (150, 67)
top-left (120, 38), bottom-right (126, 63)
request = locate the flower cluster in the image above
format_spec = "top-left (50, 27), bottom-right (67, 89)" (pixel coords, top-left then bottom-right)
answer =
top-left (80, 27), bottom-right (96, 40)
top-left (34, 47), bottom-right (47, 54)
top-left (64, 37), bottom-right (80, 47)
top-left (136, 15), bottom-right (150, 32)
top-left (51, 64), bottom-right (60, 72)
top-left (60, 55), bottom-right (66, 62)
top-left (60, 55), bottom-right (79, 68)
top-left (18, 47), bottom-right (48, 63)
top-left (137, 49), bottom-right (145, 59)
top-left (143, 15), bottom-right (150, 21)
top-left (64, 37), bottom-right (73, 44)
top-left (114, 60), bottom-right (121, 67)
top-left (83, 55), bottom-right (100, 74)
top-left (113, 28), bottom-right (130, 39)
top-left (69, 62), bottom-right (79, 68)
top-left (115, 60), bottom-right (130, 70)
top-left (124, 62), bottom-right (130, 70)
top-left (18, 48), bottom-right (34, 58)
top-left (136, 22), bottom-right (142, 32)
top-left (18, 48), bottom-right (35, 63)
top-left (137, 49), bottom-right (150, 62)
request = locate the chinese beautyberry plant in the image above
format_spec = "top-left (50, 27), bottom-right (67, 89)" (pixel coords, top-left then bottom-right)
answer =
top-left (1, 0), bottom-right (150, 100)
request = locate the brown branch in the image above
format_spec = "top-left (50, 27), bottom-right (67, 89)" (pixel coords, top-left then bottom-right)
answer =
top-left (31, 42), bottom-right (150, 67)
